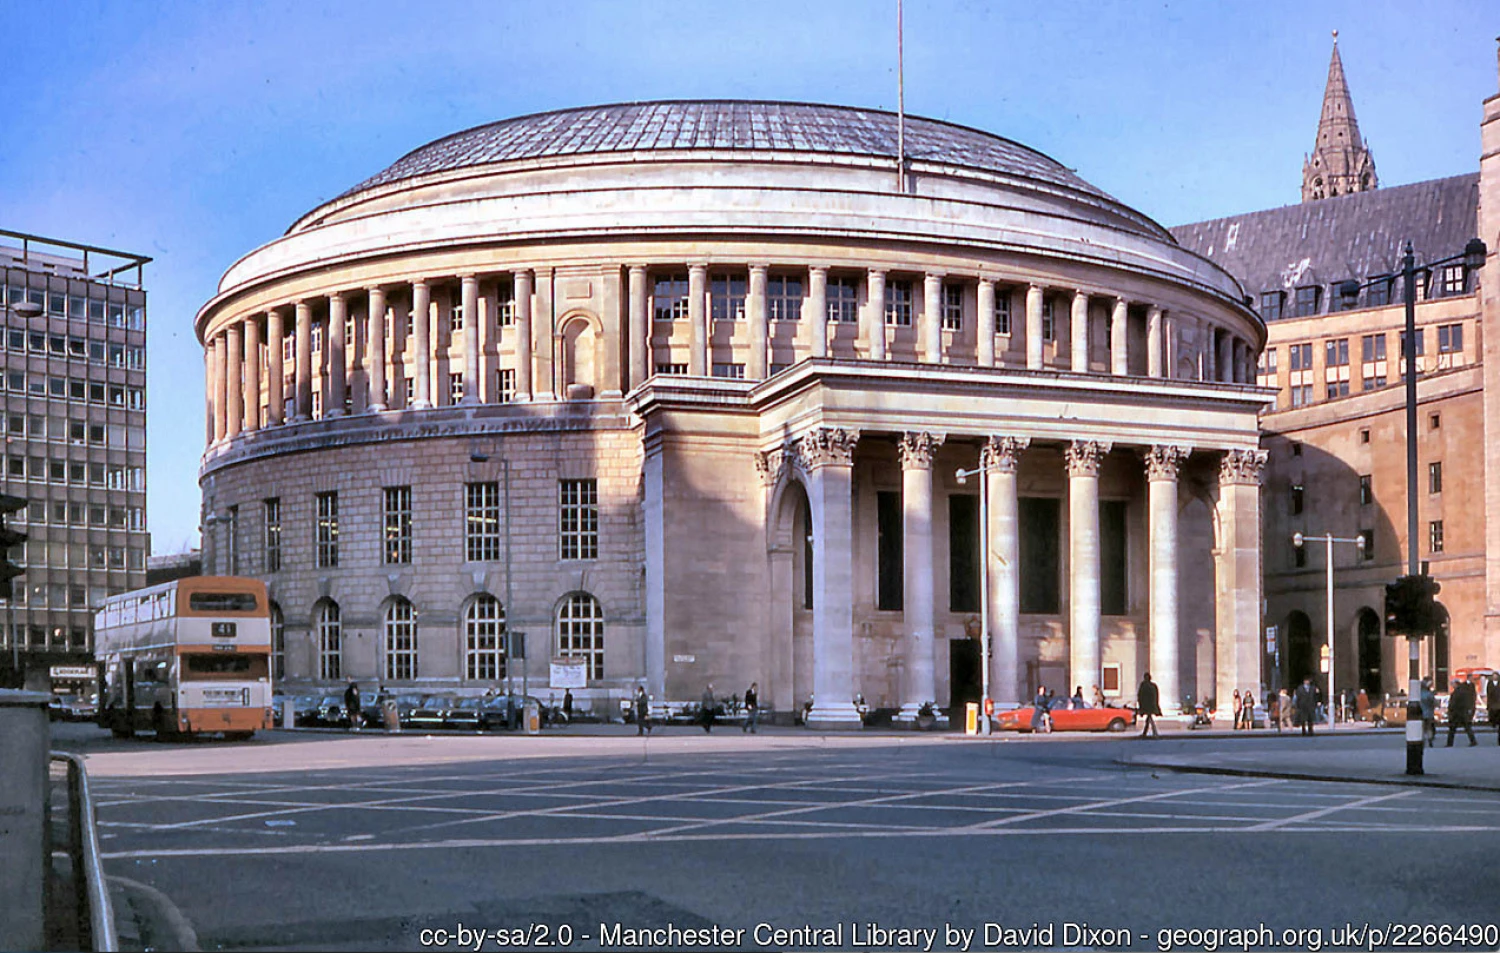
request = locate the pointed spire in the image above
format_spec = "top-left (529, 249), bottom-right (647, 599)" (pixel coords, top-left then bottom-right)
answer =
top-left (1301, 31), bottom-right (1378, 202)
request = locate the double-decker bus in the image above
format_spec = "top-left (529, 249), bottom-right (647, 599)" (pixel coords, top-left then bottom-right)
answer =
top-left (95, 576), bottom-right (275, 740)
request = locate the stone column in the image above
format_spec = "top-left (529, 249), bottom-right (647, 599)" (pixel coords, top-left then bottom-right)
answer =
top-left (1148, 306), bottom-right (1164, 379)
top-left (1217, 327), bottom-right (1232, 383)
top-left (802, 427), bottom-right (863, 729)
top-left (898, 431), bottom-right (942, 719)
top-left (266, 308), bottom-right (285, 425)
top-left (293, 301), bottom-right (312, 421)
top-left (367, 286), bottom-right (388, 412)
top-left (1066, 440), bottom-right (1110, 696)
top-left (1146, 445), bottom-right (1190, 714)
top-left (984, 435), bottom-right (1029, 705)
top-left (976, 279), bottom-right (996, 368)
top-left (204, 346), bottom-right (215, 445)
top-left (211, 335), bottom-right (227, 442)
top-left (409, 280), bottom-right (432, 409)
top-left (628, 265), bottom-right (648, 389)
top-left (460, 275), bottom-right (479, 403)
top-left (809, 266), bottom-right (829, 359)
top-left (1215, 449), bottom-right (1267, 723)
top-left (1164, 312), bottom-right (1178, 379)
top-left (748, 263), bottom-right (769, 379)
top-left (1025, 284), bottom-right (1044, 370)
top-left (865, 269), bottom-right (886, 361)
top-left (328, 292), bottom-right (347, 417)
top-left (643, 440), bottom-right (667, 700)
top-left (225, 323), bottom-right (243, 438)
top-left (922, 273), bottom-right (942, 363)
top-left (242, 315), bottom-right (261, 431)
top-left (1071, 291), bottom-right (1090, 373)
top-left (688, 264), bottom-right (708, 376)
top-left (515, 269), bottom-right (534, 400)
top-left (1111, 298), bottom-right (1129, 376)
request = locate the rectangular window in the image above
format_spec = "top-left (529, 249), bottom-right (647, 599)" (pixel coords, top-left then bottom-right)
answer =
top-left (948, 495), bottom-right (979, 613)
top-left (711, 363), bottom-right (745, 379)
top-left (1325, 380), bottom-right (1349, 399)
top-left (823, 276), bottom-right (858, 323)
top-left (1325, 338), bottom-right (1349, 367)
top-left (496, 279), bottom-right (515, 327)
top-left (263, 499), bottom-right (281, 573)
top-left (994, 289), bottom-right (1012, 335)
top-left (448, 373), bottom-right (463, 404)
top-left (768, 275), bottom-right (803, 321)
top-left (654, 363), bottom-right (689, 376)
top-left (448, 288), bottom-right (464, 332)
top-left (876, 490), bottom-right (903, 611)
top-left (1438, 264), bottom-right (1467, 297)
top-left (1366, 278), bottom-right (1392, 307)
top-left (709, 273), bottom-right (746, 321)
top-left (1294, 286), bottom-right (1321, 317)
top-left (1019, 497), bottom-right (1060, 614)
top-left (1360, 528), bottom-right (1375, 561)
top-left (1400, 329), bottom-right (1425, 356)
top-left (1429, 520), bottom-right (1445, 554)
top-left (383, 486), bottom-right (412, 565)
top-left (1290, 484), bottom-right (1304, 516)
top-left (1288, 343), bottom-right (1312, 371)
top-left (652, 274), bottom-right (689, 322)
top-left (941, 284), bottom-right (963, 331)
top-left (885, 280), bottom-right (913, 326)
top-left (315, 491), bottom-right (339, 568)
top-left (498, 368), bottom-right (516, 403)
top-left (1259, 291), bottom-right (1284, 321)
top-left (1359, 475), bottom-right (1372, 506)
top-left (1437, 323), bottom-right (1463, 353)
top-left (1041, 298), bottom-right (1055, 341)
top-left (1429, 461), bottom-right (1442, 495)
top-left (559, 479), bottom-right (599, 560)
top-left (1100, 500), bottom-right (1127, 616)
top-left (465, 482), bottom-right (501, 563)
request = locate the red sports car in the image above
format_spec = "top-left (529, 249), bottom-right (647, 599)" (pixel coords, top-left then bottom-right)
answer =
top-left (995, 701), bottom-right (1136, 733)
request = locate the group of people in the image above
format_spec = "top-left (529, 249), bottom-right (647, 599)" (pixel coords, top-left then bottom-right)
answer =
top-left (1421, 673), bottom-right (1500, 747)
top-left (630, 681), bottom-right (761, 735)
top-left (1027, 683), bottom-right (1109, 732)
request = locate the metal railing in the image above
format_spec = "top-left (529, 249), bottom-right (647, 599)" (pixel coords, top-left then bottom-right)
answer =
top-left (48, 752), bottom-right (117, 952)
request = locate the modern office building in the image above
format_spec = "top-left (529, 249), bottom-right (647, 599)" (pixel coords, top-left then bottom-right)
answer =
top-left (196, 100), bottom-right (1269, 723)
top-left (0, 230), bottom-right (150, 691)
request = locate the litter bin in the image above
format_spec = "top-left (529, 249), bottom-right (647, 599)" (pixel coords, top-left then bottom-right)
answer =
top-left (383, 698), bottom-right (400, 732)
top-left (964, 702), bottom-right (979, 735)
top-left (524, 700), bottom-right (541, 735)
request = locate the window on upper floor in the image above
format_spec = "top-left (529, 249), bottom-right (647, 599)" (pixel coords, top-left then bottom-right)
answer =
top-left (1400, 328), bottom-right (1425, 357)
top-left (1361, 334), bottom-right (1386, 362)
top-left (709, 273), bottom-right (746, 321)
top-left (496, 279), bottom-right (515, 327)
top-left (1437, 323), bottom-right (1463, 353)
top-left (1366, 277), bottom-right (1393, 307)
top-left (1429, 521), bottom-right (1445, 554)
top-left (941, 284), bottom-right (963, 331)
top-left (885, 280), bottom-right (913, 326)
top-left (1325, 338), bottom-right (1349, 367)
top-left (1290, 483), bottom-right (1304, 516)
top-left (1294, 286), bottom-right (1320, 317)
top-left (1288, 343), bottom-right (1313, 371)
top-left (652, 274), bottom-right (689, 322)
top-left (1359, 475), bottom-right (1372, 506)
top-left (1429, 461), bottom-right (1443, 495)
top-left (826, 277), bottom-right (858, 323)
top-left (994, 289), bottom-right (1012, 335)
top-left (1437, 264), bottom-right (1468, 298)
top-left (768, 274), bottom-right (803, 322)
top-left (1259, 291), bottom-right (1284, 321)
top-left (560, 479), bottom-right (599, 560)
top-left (1041, 298), bottom-right (1055, 341)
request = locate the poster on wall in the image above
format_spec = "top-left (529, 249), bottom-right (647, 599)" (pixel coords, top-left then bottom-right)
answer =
top-left (550, 657), bottom-right (587, 689)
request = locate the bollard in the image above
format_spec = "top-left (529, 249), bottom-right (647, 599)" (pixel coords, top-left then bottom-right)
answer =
top-left (0, 690), bottom-right (52, 951)
top-left (283, 697), bottom-right (296, 729)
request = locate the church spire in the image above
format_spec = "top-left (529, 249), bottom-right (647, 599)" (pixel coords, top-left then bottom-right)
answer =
top-left (1301, 31), bottom-right (1378, 202)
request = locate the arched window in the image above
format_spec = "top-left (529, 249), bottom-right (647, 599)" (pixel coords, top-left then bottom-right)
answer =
top-left (316, 600), bottom-right (341, 680)
top-left (465, 595), bottom-right (505, 682)
top-left (384, 598), bottom-right (417, 681)
top-left (270, 602), bottom-right (285, 681)
top-left (557, 592), bottom-right (604, 680)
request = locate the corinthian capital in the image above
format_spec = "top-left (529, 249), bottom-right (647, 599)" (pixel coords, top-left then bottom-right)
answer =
top-left (1218, 448), bottom-right (1268, 486)
top-left (1143, 445), bottom-right (1190, 482)
top-left (800, 427), bottom-right (859, 470)
top-left (897, 431), bottom-right (943, 470)
top-left (980, 436), bottom-right (1030, 473)
top-left (1064, 440), bottom-right (1112, 477)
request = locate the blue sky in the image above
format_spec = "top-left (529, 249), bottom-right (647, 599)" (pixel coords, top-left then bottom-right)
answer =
top-left (1, 0), bottom-right (1493, 553)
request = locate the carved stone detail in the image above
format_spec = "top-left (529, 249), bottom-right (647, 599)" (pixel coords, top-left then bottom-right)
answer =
top-left (1064, 440), bottom-right (1112, 477)
top-left (896, 431), bottom-right (943, 470)
top-left (1218, 448), bottom-right (1269, 486)
top-left (1143, 445), bottom-right (1190, 482)
top-left (980, 435), bottom-right (1030, 473)
top-left (800, 427), bottom-right (859, 470)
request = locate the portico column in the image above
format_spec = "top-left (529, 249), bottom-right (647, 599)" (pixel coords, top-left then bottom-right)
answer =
top-left (802, 427), bottom-right (863, 729)
top-left (976, 279), bottom-right (996, 368)
top-left (1146, 445), bottom-right (1190, 714)
top-left (1164, 312), bottom-right (1178, 379)
top-left (865, 269), bottom-right (887, 361)
top-left (1111, 298), bottom-right (1129, 376)
top-left (225, 322), bottom-right (243, 438)
top-left (1071, 291), bottom-right (1090, 373)
top-left (204, 346), bottom-right (215, 445)
top-left (515, 270), bottom-right (534, 400)
top-left (242, 315), bottom-right (261, 431)
top-left (688, 264), bottom-right (708, 376)
top-left (327, 292), bottom-right (347, 417)
top-left (1148, 306), bottom-right (1164, 378)
top-left (1024, 284), bottom-right (1044, 370)
top-left (293, 301), bottom-right (312, 420)
top-left (898, 431), bottom-right (943, 719)
top-left (409, 281), bottom-right (432, 409)
top-left (984, 436), bottom-right (1029, 705)
top-left (627, 266), bottom-right (648, 389)
top-left (266, 308), bottom-right (285, 425)
top-left (1214, 449), bottom-right (1267, 724)
top-left (367, 286), bottom-right (388, 412)
top-left (212, 334), bottom-right (227, 442)
top-left (808, 267), bottom-right (829, 359)
top-left (748, 263), bottom-right (769, 379)
top-left (1066, 440), bottom-right (1110, 697)
top-left (1217, 327), bottom-right (1232, 383)
top-left (460, 275), bottom-right (479, 403)
top-left (921, 274), bottom-right (942, 363)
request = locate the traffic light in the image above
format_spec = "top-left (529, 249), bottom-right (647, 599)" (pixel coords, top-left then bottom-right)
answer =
top-left (1385, 573), bottom-right (1442, 637)
top-left (0, 493), bottom-right (26, 589)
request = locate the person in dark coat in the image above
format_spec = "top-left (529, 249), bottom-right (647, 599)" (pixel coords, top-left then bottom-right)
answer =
top-left (1137, 672), bottom-right (1161, 739)
top-left (742, 681), bottom-right (759, 734)
top-left (1294, 678), bottom-right (1318, 736)
top-left (562, 689), bottom-right (574, 723)
top-left (1486, 676), bottom-right (1500, 745)
top-left (633, 685), bottom-right (651, 736)
top-left (1029, 687), bottom-right (1048, 732)
top-left (344, 681), bottom-right (361, 731)
top-left (1446, 677), bottom-right (1478, 747)
top-left (700, 683), bottom-right (716, 733)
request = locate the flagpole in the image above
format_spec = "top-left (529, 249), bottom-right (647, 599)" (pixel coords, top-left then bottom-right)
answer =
top-left (896, 0), bottom-right (906, 192)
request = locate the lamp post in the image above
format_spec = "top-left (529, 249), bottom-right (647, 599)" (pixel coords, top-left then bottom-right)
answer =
top-left (1293, 531), bottom-right (1364, 730)
top-left (955, 462), bottom-right (997, 734)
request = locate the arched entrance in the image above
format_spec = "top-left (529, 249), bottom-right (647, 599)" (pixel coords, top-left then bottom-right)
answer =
top-left (767, 474), bottom-right (814, 716)
top-left (1286, 610), bottom-right (1314, 689)
top-left (1355, 607), bottom-right (1382, 697)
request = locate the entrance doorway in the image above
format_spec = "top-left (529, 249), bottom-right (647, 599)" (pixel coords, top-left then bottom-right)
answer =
top-left (1286, 611), bottom-right (1314, 688)
top-left (1356, 608), bottom-right (1382, 696)
top-left (949, 639), bottom-right (980, 715)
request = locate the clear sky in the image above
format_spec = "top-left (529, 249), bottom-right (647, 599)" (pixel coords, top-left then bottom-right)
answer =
top-left (0, 0), bottom-right (1493, 554)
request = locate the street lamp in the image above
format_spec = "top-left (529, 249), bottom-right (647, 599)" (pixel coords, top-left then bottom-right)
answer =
top-left (954, 462), bottom-right (1001, 734)
top-left (1293, 531), bottom-right (1365, 730)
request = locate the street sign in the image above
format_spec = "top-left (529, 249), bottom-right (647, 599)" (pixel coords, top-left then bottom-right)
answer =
top-left (1265, 625), bottom-right (1278, 655)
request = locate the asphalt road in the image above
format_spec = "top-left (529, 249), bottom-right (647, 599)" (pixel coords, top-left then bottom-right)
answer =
top-left (54, 724), bottom-right (1500, 952)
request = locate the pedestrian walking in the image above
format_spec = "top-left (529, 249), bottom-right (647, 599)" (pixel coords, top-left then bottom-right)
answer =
top-left (1294, 678), bottom-right (1318, 736)
top-left (742, 681), bottom-right (759, 734)
top-left (1091, 685), bottom-right (1106, 709)
top-left (1269, 690), bottom-right (1282, 734)
top-left (1419, 678), bottom-right (1437, 747)
top-left (1446, 676), bottom-right (1478, 747)
top-left (1232, 690), bottom-right (1243, 731)
top-left (633, 685), bottom-right (652, 736)
top-left (344, 680), bottom-right (361, 731)
top-left (1042, 688), bottom-right (1056, 732)
top-left (562, 689), bottom-right (574, 724)
top-left (1137, 672), bottom-right (1161, 738)
top-left (700, 683), bottom-right (716, 733)
top-left (1030, 687), bottom-right (1048, 733)
top-left (1486, 676), bottom-right (1500, 745)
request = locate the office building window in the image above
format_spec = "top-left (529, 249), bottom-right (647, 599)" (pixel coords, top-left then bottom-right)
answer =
top-left (317, 600), bottom-right (342, 680)
top-left (498, 368), bottom-right (516, 403)
top-left (1429, 461), bottom-right (1442, 495)
top-left (384, 598), bottom-right (418, 681)
top-left (654, 363), bottom-right (688, 376)
top-left (1400, 329), bottom-right (1425, 356)
top-left (885, 280), bottom-right (913, 326)
top-left (1042, 298), bottom-right (1055, 341)
top-left (557, 592), bottom-right (605, 680)
top-left (1437, 264), bottom-right (1467, 297)
top-left (1294, 286), bottom-right (1321, 317)
top-left (1437, 323), bottom-right (1463, 353)
top-left (315, 491), bottom-right (339, 568)
top-left (1429, 521), bottom-right (1444, 554)
top-left (1259, 291), bottom-right (1284, 321)
top-left (709, 273), bottom-right (746, 321)
top-left (384, 486), bottom-right (412, 565)
top-left (1288, 343), bottom-right (1312, 371)
top-left (711, 363), bottom-right (745, 379)
top-left (1359, 475), bottom-right (1372, 506)
top-left (465, 482), bottom-right (501, 563)
top-left (1366, 278), bottom-right (1392, 307)
top-left (448, 374), bottom-right (463, 404)
top-left (994, 289), bottom-right (1012, 335)
top-left (496, 279), bottom-right (515, 327)
top-left (263, 499), bottom-right (281, 573)
top-left (1325, 338), bottom-right (1349, 367)
top-left (560, 479), bottom-right (599, 560)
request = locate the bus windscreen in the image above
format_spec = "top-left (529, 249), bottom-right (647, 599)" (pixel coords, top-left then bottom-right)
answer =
top-left (183, 654), bottom-right (268, 678)
top-left (188, 592), bottom-right (260, 613)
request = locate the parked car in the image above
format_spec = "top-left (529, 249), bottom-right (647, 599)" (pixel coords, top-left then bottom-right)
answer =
top-left (357, 690), bottom-right (389, 729)
top-left (405, 694), bottom-right (458, 731)
top-left (313, 694), bottom-right (347, 727)
top-left (995, 700), bottom-right (1137, 733)
top-left (49, 694), bottom-right (97, 721)
top-left (290, 694), bottom-right (323, 727)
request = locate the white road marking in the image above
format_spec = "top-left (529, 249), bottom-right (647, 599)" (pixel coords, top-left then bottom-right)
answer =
top-left (1246, 789), bottom-right (1417, 830)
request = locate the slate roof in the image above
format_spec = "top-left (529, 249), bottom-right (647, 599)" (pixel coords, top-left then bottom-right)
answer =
top-left (1171, 174), bottom-right (1478, 317)
top-left (338, 100), bottom-right (1114, 204)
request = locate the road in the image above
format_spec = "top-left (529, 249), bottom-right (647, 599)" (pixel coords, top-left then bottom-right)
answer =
top-left (53, 723), bottom-right (1500, 952)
